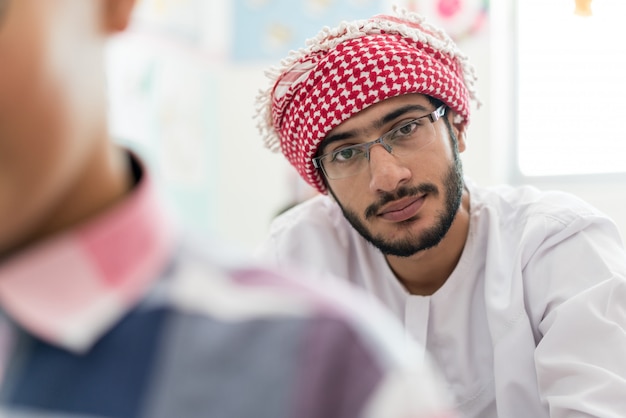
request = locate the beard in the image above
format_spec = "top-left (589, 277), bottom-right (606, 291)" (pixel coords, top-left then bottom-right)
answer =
top-left (331, 148), bottom-right (464, 258)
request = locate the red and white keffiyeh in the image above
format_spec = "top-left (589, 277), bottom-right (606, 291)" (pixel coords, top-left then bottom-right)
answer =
top-left (256, 8), bottom-right (480, 194)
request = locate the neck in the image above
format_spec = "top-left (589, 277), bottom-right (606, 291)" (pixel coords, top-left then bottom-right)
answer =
top-left (385, 189), bottom-right (471, 296)
top-left (18, 141), bottom-right (133, 255)
top-left (46, 143), bottom-right (132, 235)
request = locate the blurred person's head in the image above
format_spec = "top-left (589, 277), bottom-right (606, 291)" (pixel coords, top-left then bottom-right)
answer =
top-left (0, 0), bottom-right (136, 257)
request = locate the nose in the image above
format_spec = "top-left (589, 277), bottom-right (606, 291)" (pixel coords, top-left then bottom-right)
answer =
top-left (367, 144), bottom-right (411, 193)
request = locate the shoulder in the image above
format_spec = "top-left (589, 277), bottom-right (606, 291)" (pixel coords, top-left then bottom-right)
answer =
top-left (468, 180), bottom-right (619, 240)
top-left (268, 194), bottom-right (346, 235)
top-left (467, 180), bottom-right (626, 296)
top-left (256, 195), bottom-right (373, 271)
top-left (470, 181), bottom-right (599, 218)
top-left (466, 180), bottom-right (626, 285)
top-left (148, 234), bottom-right (454, 417)
top-left (164, 233), bottom-right (390, 340)
top-left (152, 234), bottom-right (394, 360)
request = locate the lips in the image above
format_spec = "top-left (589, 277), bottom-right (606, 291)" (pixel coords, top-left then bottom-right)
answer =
top-left (377, 195), bottom-right (426, 222)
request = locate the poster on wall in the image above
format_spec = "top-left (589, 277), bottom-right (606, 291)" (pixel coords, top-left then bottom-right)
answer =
top-left (405, 0), bottom-right (489, 42)
top-left (232, 0), bottom-right (387, 62)
top-left (131, 0), bottom-right (228, 57)
top-left (131, 0), bottom-right (204, 44)
top-left (106, 8), bottom-right (219, 232)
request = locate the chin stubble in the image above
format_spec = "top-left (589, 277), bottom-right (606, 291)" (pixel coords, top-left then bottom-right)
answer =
top-left (331, 144), bottom-right (464, 258)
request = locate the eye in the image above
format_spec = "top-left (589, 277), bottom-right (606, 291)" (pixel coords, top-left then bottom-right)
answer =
top-left (331, 146), bottom-right (363, 163)
top-left (390, 120), bottom-right (419, 140)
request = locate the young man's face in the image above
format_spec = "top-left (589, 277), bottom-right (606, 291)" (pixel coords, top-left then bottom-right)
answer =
top-left (321, 93), bottom-right (467, 257)
top-left (0, 0), bottom-right (114, 256)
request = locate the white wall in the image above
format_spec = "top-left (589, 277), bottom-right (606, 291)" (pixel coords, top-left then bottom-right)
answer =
top-left (213, 65), bottom-right (295, 251)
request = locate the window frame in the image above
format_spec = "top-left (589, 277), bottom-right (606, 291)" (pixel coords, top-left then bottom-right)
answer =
top-left (498, 0), bottom-right (626, 187)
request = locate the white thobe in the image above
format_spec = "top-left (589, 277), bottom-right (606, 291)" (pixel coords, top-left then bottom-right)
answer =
top-left (256, 179), bottom-right (626, 417)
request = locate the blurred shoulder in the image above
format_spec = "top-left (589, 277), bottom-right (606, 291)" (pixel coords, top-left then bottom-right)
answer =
top-left (151, 233), bottom-right (455, 416)
top-left (269, 194), bottom-right (345, 231)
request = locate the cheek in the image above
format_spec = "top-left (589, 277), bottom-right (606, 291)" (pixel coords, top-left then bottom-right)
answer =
top-left (418, 130), bottom-right (458, 175)
top-left (329, 179), bottom-right (369, 213)
top-left (0, 122), bottom-right (72, 254)
top-left (0, 60), bottom-right (74, 253)
top-left (0, 19), bottom-right (64, 154)
top-left (0, 3), bottom-right (100, 253)
top-left (0, 76), bottom-right (69, 194)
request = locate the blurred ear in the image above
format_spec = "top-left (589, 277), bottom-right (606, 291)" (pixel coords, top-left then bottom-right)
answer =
top-left (103, 0), bottom-right (137, 32)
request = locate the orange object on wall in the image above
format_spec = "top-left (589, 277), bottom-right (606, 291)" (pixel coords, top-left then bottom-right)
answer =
top-left (574, 0), bottom-right (592, 16)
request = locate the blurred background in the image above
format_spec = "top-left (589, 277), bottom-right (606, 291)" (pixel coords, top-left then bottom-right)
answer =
top-left (105, 0), bottom-right (626, 251)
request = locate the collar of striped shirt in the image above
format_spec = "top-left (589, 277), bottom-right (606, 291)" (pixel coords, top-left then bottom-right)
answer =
top-left (0, 154), bottom-right (177, 353)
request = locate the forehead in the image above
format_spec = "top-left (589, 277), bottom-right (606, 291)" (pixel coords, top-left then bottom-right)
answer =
top-left (325, 93), bottom-right (432, 136)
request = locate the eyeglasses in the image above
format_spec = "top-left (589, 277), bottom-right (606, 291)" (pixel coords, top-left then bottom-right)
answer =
top-left (312, 105), bottom-right (446, 180)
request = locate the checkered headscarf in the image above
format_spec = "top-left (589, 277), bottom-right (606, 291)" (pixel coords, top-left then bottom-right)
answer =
top-left (256, 8), bottom-right (480, 194)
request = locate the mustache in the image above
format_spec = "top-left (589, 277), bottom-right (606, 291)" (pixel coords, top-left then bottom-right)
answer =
top-left (365, 183), bottom-right (438, 219)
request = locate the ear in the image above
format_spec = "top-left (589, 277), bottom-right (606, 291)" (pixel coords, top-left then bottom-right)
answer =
top-left (448, 111), bottom-right (468, 153)
top-left (103, 0), bottom-right (137, 33)
top-left (454, 122), bottom-right (468, 153)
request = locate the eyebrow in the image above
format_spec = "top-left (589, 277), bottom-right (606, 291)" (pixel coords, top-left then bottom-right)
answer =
top-left (320, 104), bottom-right (431, 152)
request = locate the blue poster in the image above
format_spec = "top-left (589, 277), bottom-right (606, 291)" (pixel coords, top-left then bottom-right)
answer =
top-left (106, 33), bottom-right (218, 232)
top-left (233, 0), bottom-right (386, 62)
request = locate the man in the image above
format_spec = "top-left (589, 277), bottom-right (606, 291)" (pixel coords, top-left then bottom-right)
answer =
top-left (0, 1), bottom-right (455, 417)
top-left (256, 8), bottom-right (626, 417)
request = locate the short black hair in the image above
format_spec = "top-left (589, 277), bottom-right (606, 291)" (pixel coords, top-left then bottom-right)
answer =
top-left (426, 96), bottom-right (445, 109)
